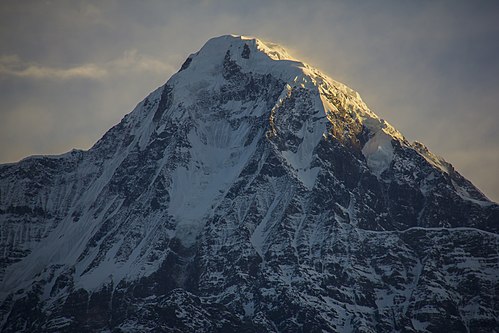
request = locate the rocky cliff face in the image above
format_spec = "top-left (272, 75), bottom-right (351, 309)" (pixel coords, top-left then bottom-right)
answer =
top-left (0, 35), bottom-right (497, 332)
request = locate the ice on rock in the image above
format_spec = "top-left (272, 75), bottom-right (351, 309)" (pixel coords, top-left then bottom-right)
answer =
top-left (362, 130), bottom-right (394, 177)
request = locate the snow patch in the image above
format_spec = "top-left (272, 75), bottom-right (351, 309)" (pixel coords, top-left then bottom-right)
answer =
top-left (452, 180), bottom-right (494, 207)
top-left (412, 141), bottom-right (450, 174)
top-left (169, 119), bottom-right (262, 246)
top-left (362, 130), bottom-right (394, 177)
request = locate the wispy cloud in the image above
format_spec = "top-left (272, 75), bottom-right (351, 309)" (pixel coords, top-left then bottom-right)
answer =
top-left (108, 49), bottom-right (175, 75)
top-left (0, 55), bottom-right (106, 79)
top-left (0, 51), bottom-right (173, 80)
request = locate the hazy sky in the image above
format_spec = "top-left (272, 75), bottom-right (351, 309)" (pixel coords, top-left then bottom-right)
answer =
top-left (1, 0), bottom-right (498, 201)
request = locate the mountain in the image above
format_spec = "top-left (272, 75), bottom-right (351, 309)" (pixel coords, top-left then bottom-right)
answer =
top-left (0, 35), bottom-right (498, 332)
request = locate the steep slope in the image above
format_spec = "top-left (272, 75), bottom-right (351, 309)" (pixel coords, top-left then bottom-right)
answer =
top-left (0, 35), bottom-right (498, 332)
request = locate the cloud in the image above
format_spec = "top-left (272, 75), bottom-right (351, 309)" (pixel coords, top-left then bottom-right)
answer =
top-left (108, 49), bottom-right (174, 75)
top-left (0, 50), bottom-right (173, 80)
top-left (0, 55), bottom-right (107, 79)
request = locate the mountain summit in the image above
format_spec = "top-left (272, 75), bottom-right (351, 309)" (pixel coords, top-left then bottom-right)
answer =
top-left (1, 35), bottom-right (498, 332)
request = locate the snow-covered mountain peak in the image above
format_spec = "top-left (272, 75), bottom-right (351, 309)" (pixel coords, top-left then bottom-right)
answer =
top-left (197, 34), bottom-right (299, 64)
top-left (170, 35), bottom-right (308, 100)
top-left (175, 34), bottom-right (331, 92)
top-left (168, 35), bottom-right (404, 142)
top-left (115, 34), bottom-right (409, 191)
top-left (1, 35), bottom-right (497, 332)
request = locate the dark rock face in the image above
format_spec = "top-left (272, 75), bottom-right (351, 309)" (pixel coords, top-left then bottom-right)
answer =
top-left (0, 35), bottom-right (498, 332)
top-left (241, 43), bottom-right (251, 59)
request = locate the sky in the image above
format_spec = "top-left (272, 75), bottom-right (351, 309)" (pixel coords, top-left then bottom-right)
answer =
top-left (0, 0), bottom-right (498, 201)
